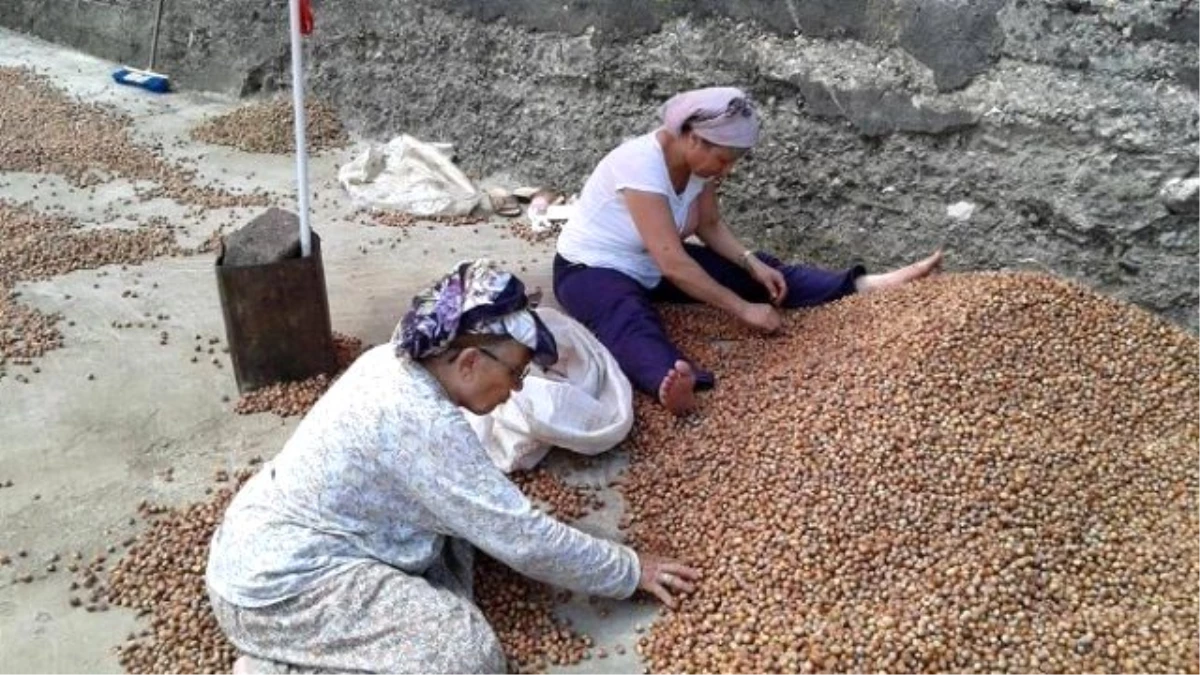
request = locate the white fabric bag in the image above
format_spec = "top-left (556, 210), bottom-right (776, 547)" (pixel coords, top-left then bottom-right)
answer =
top-left (337, 135), bottom-right (481, 216)
top-left (465, 308), bottom-right (634, 473)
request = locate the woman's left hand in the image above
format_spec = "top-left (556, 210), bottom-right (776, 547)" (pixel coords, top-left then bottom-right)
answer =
top-left (749, 258), bottom-right (788, 306)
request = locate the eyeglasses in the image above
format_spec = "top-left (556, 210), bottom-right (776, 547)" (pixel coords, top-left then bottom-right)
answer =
top-left (478, 348), bottom-right (532, 382)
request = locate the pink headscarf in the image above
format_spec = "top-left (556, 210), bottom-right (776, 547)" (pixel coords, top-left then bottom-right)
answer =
top-left (659, 86), bottom-right (760, 149)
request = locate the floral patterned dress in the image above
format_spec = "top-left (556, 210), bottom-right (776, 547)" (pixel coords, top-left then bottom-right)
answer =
top-left (205, 344), bottom-right (639, 673)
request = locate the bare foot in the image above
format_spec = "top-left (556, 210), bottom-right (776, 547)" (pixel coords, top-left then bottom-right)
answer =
top-left (232, 656), bottom-right (251, 675)
top-left (658, 360), bottom-right (697, 416)
top-left (855, 249), bottom-right (943, 293)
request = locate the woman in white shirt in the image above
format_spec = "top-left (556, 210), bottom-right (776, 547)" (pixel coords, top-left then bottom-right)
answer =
top-left (205, 260), bottom-right (699, 674)
top-left (555, 87), bottom-right (942, 414)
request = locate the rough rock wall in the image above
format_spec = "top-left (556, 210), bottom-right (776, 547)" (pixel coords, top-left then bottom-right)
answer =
top-left (3, 0), bottom-right (1197, 330)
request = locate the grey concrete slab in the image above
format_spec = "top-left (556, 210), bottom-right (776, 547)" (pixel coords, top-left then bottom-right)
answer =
top-left (0, 28), bottom-right (640, 674)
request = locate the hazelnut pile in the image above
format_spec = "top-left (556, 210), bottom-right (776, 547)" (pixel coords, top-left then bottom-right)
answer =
top-left (232, 373), bottom-right (333, 418)
top-left (190, 97), bottom-right (348, 155)
top-left (372, 211), bottom-right (488, 229)
top-left (233, 333), bottom-right (366, 417)
top-left (50, 271), bottom-right (1199, 675)
top-left (0, 200), bottom-right (178, 374)
top-left (621, 271), bottom-right (1198, 674)
top-left (509, 220), bottom-right (561, 244)
top-left (65, 466), bottom-right (591, 674)
top-left (370, 211), bottom-right (418, 228)
top-left (0, 67), bottom-right (269, 208)
top-left (474, 554), bottom-right (592, 673)
top-left (0, 65), bottom-right (293, 378)
top-left (63, 467), bottom-right (257, 674)
top-left (510, 468), bottom-right (604, 521)
top-left (0, 292), bottom-right (63, 374)
top-left (473, 469), bottom-right (612, 672)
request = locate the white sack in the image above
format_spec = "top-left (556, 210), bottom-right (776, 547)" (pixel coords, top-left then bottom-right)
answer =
top-left (338, 135), bottom-right (481, 216)
top-left (466, 308), bottom-right (634, 473)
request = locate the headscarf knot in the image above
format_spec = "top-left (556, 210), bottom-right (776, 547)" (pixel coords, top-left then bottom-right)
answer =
top-left (659, 86), bottom-right (760, 149)
top-left (393, 259), bottom-right (558, 366)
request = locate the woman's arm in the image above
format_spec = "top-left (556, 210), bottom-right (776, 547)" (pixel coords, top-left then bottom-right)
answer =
top-left (693, 184), bottom-right (788, 305)
top-left (624, 189), bottom-right (750, 317)
top-left (417, 449), bottom-right (698, 606)
top-left (398, 418), bottom-right (642, 599)
top-left (691, 183), bottom-right (751, 264)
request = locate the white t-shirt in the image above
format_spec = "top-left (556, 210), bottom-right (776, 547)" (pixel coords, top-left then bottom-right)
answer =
top-left (557, 131), bottom-right (708, 288)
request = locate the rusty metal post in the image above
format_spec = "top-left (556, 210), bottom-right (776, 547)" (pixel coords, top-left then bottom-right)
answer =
top-left (216, 225), bottom-right (336, 393)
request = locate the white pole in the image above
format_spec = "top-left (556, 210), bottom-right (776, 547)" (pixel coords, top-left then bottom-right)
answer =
top-left (288, 0), bottom-right (313, 257)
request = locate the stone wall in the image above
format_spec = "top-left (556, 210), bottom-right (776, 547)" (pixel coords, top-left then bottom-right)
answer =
top-left (4, 0), bottom-right (1197, 329)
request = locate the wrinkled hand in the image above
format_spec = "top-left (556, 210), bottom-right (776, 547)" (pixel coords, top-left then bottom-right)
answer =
top-left (637, 553), bottom-right (701, 609)
top-left (748, 258), bottom-right (788, 306)
top-left (738, 302), bottom-right (782, 334)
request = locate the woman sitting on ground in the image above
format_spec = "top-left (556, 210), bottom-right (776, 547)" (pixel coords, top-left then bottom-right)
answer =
top-left (554, 86), bottom-right (943, 415)
top-left (205, 260), bottom-right (698, 674)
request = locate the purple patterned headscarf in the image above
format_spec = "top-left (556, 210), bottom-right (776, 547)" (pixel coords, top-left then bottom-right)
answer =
top-left (659, 86), bottom-right (760, 149)
top-left (394, 259), bottom-right (558, 366)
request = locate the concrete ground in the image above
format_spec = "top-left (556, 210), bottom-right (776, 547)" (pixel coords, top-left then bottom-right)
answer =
top-left (0, 29), bottom-right (645, 674)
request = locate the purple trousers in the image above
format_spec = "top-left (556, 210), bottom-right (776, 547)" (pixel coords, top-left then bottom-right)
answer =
top-left (553, 244), bottom-right (865, 396)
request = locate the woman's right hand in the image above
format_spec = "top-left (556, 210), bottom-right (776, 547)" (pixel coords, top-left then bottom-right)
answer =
top-left (638, 553), bottom-right (701, 609)
top-left (738, 302), bottom-right (782, 334)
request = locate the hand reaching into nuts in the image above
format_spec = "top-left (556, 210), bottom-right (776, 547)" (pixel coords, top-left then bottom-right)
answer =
top-left (637, 553), bottom-right (701, 609)
top-left (747, 258), bottom-right (788, 306)
top-left (737, 302), bottom-right (782, 334)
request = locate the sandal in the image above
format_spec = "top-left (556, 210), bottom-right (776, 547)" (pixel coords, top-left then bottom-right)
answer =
top-left (487, 188), bottom-right (522, 217)
top-left (512, 186), bottom-right (540, 202)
